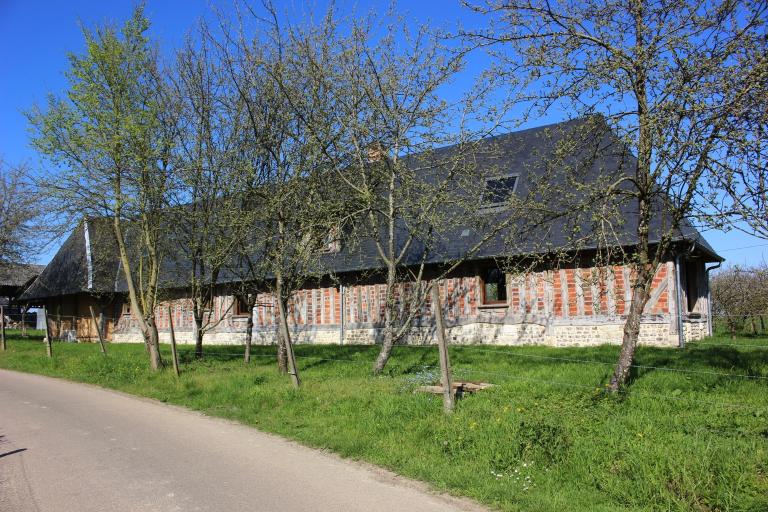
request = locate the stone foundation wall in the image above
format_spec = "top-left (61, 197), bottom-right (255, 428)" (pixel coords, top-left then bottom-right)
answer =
top-left (112, 314), bottom-right (705, 348)
top-left (683, 317), bottom-right (709, 342)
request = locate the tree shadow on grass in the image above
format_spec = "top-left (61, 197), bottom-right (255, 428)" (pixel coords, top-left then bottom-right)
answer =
top-left (639, 345), bottom-right (768, 380)
top-left (606, 345), bottom-right (768, 391)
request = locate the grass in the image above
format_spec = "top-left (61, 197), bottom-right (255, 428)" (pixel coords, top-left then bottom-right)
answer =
top-left (1, 330), bottom-right (767, 512)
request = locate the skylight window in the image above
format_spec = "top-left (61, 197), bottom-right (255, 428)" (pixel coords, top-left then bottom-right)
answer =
top-left (482, 175), bottom-right (518, 207)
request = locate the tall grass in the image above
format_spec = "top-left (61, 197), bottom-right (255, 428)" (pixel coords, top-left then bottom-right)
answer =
top-left (2, 331), bottom-right (766, 512)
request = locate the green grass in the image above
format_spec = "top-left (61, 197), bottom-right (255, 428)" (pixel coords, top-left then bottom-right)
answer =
top-left (1, 330), bottom-right (767, 512)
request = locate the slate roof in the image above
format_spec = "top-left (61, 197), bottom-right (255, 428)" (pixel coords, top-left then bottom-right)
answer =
top-left (20, 117), bottom-right (722, 301)
top-left (0, 263), bottom-right (45, 296)
top-left (311, 117), bottom-right (722, 273)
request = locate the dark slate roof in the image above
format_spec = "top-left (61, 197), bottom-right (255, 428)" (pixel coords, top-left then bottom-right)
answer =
top-left (20, 117), bottom-right (722, 300)
top-left (311, 117), bottom-right (723, 274)
top-left (0, 264), bottom-right (45, 291)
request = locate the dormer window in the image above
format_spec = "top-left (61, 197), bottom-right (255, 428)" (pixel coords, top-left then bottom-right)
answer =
top-left (320, 227), bottom-right (342, 254)
top-left (482, 174), bottom-right (518, 207)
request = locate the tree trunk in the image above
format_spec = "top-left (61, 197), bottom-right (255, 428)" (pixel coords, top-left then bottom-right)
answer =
top-left (607, 17), bottom-right (657, 393)
top-left (608, 266), bottom-right (653, 392)
top-left (276, 331), bottom-right (288, 373)
top-left (373, 261), bottom-right (398, 374)
top-left (275, 278), bottom-right (299, 387)
top-left (193, 313), bottom-right (204, 359)
top-left (274, 272), bottom-right (289, 374)
top-left (112, 216), bottom-right (161, 369)
top-left (145, 317), bottom-right (164, 370)
top-left (244, 302), bottom-right (254, 364)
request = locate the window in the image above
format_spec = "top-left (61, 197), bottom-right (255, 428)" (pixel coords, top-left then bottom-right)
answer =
top-left (481, 267), bottom-right (507, 305)
top-left (234, 296), bottom-right (251, 316)
top-left (482, 175), bottom-right (518, 207)
top-left (320, 227), bottom-right (342, 254)
top-left (122, 302), bottom-right (131, 316)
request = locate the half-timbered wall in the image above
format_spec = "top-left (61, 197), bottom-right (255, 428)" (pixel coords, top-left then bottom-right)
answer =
top-left (102, 258), bottom-right (708, 347)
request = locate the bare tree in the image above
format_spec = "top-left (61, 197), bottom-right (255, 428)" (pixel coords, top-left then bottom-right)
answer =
top-left (711, 265), bottom-right (768, 338)
top-left (462, 0), bottom-right (768, 391)
top-left (212, 5), bottom-right (349, 383)
top-left (167, 36), bottom-right (243, 358)
top-left (282, 8), bottom-right (603, 375)
top-left (274, 12), bottom-right (490, 374)
top-left (703, 52), bottom-right (768, 240)
top-left (27, 6), bottom-right (174, 369)
top-left (0, 160), bottom-right (42, 269)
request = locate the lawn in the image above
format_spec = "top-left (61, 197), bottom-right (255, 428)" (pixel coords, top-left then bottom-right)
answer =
top-left (1, 330), bottom-right (766, 512)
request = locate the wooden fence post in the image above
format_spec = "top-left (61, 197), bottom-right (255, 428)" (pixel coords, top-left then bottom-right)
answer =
top-left (43, 307), bottom-right (52, 358)
top-left (89, 306), bottom-right (107, 356)
top-left (21, 305), bottom-right (27, 337)
top-left (431, 284), bottom-right (454, 414)
top-left (167, 306), bottom-right (180, 377)
top-left (1, 305), bottom-right (6, 351)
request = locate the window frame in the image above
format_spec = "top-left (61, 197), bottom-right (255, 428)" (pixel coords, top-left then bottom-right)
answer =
top-left (481, 173), bottom-right (519, 210)
top-left (479, 266), bottom-right (509, 307)
top-left (233, 295), bottom-right (251, 317)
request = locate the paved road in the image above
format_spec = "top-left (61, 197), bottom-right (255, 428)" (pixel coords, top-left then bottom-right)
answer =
top-left (0, 369), bottom-right (486, 512)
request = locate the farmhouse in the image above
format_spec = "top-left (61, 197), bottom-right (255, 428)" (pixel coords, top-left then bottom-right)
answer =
top-left (21, 118), bottom-right (722, 347)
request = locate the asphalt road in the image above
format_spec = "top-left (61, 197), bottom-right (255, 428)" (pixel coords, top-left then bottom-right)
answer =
top-left (0, 369), bottom-right (486, 512)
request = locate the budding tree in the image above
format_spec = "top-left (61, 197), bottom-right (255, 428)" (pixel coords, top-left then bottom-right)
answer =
top-left (28, 6), bottom-right (174, 369)
top-left (212, 5), bottom-right (349, 383)
top-left (167, 36), bottom-right (243, 358)
top-left (462, 0), bottom-right (768, 391)
top-left (710, 265), bottom-right (768, 338)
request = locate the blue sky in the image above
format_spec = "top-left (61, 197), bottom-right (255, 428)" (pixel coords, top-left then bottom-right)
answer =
top-left (1, 0), bottom-right (765, 267)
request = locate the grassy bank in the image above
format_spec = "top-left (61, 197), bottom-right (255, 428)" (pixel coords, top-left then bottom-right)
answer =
top-left (1, 331), bottom-right (766, 511)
